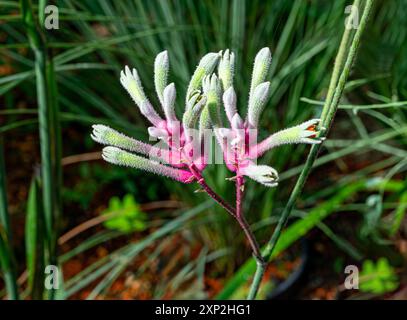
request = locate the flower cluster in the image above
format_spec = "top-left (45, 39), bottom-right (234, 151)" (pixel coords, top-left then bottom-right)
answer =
top-left (213, 49), bottom-right (324, 186)
top-left (91, 48), bottom-right (324, 188)
top-left (91, 51), bottom-right (220, 183)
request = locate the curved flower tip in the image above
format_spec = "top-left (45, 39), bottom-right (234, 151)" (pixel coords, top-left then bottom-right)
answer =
top-left (148, 126), bottom-right (168, 139)
top-left (247, 81), bottom-right (271, 128)
top-left (91, 124), bottom-right (151, 155)
top-left (186, 52), bottom-right (220, 100)
top-left (162, 83), bottom-right (177, 121)
top-left (250, 47), bottom-right (272, 97)
top-left (253, 118), bottom-right (325, 158)
top-left (120, 66), bottom-right (145, 105)
top-left (91, 124), bottom-right (111, 145)
top-left (154, 50), bottom-right (170, 104)
top-left (120, 66), bottom-right (163, 126)
top-left (223, 87), bottom-right (237, 122)
top-left (218, 49), bottom-right (235, 91)
top-left (297, 119), bottom-right (326, 144)
top-left (240, 162), bottom-right (279, 187)
top-left (102, 146), bottom-right (194, 183)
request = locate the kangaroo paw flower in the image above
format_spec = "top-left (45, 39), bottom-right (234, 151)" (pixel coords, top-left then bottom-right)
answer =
top-left (186, 52), bottom-right (220, 101)
top-left (102, 147), bottom-right (194, 183)
top-left (91, 124), bottom-right (152, 154)
top-left (218, 49), bottom-right (235, 91)
top-left (240, 162), bottom-right (279, 187)
top-left (120, 66), bottom-right (163, 127)
top-left (162, 83), bottom-right (177, 122)
top-left (247, 81), bottom-right (271, 128)
top-left (223, 87), bottom-right (237, 123)
top-left (154, 50), bottom-right (169, 105)
top-left (249, 47), bottom-right (272, 105)
top-left (253, 119), bottom-right (325, 158)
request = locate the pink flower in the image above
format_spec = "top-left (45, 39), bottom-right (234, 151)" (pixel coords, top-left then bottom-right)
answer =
top-left (214, 48), bottom-right (325, 187)
top-left (91, 50), bottom-right (220, 183)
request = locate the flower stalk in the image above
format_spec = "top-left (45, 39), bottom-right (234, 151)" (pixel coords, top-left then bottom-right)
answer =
top-left (247, 0), bottom-right (375, 299)
top-left (235, 175), bottom-right (264, 263)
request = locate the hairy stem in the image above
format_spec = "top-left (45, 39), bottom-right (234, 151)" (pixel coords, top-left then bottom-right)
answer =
top-left (189, 164), bottom-right (236, 218)
top-left (234, 175), bottom-right (266, 300)
top-left (235, 176), bottom-right (264, 264)
top-left (247, 0), bottom-right (375, 299)
top-left (189, 165), bottom-right (265, 277)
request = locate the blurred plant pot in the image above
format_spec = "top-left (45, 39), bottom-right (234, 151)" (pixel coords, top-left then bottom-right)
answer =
top-left (266, 238), bottom-right (310, 300)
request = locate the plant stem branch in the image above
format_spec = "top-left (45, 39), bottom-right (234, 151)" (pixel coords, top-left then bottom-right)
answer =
top-left (247, 0), bottom-right (375, 300)
top-left (247, 259), bottom-right (266, 300)
top-left (234, 175), bottom-right (266, 300)
top-left (190, 165), bottom-right (265, 278)
top-left (189, 164), bottom-right (236, 218)
top-left (235, 176), bottom-right (264, 264)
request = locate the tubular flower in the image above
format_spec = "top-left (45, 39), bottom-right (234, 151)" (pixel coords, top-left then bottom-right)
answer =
top-left (91, 50), bottom-right (221, 182)
top-left (213, 48), bottom-right (325, 187)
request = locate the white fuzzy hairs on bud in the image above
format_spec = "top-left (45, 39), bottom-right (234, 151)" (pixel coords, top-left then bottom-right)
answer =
top-left (162, 83), bottom-right (177, 121)
top-left (120, 66), bottom-right (163, 127)
top-left (154, 50), bottom-right (169, 105)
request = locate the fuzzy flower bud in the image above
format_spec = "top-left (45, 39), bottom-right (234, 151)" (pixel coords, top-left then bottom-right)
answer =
top-left (148, 126), bottom-right (169, 140)
top-left (154, 50), bottom-right (169, 105)
top-left (91, 125), bottom-right (150, 154)
top-left (218, 49), bottom-right (235, 91)
top-left (223, 87), bottom-right (237, 123)
top-left (162, 83), bottom-right (177, 121)
top-left (186, 52), bottom-right (220, 101)
top-left (102, 147), bottom-right (194, 183)
top-left (247, 81), bottom-right (271, 128)
top-left (183, 93), bottom-right (207, 132)
top-left (249, 47), bottom-right (272, 101)
top-left (240, 162), bottom-right (279, 187)
top-left (202, 74), bottom-right (222, 128)
top-left (120, 66), bottom-right (163, 126)
top-left (252, 119), bottom-right (325, 158)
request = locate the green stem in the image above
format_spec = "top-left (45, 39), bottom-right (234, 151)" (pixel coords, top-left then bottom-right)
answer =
top-left (319, 0), bottom-right (360, 123)
top-left (247, 259), bottom-right (266, 300)
top-left (248, 0), bottom-right (375, 299)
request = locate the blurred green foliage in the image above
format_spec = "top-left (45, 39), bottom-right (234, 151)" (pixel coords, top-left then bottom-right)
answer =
top-left (360, 258), bottom-right (399, 294)
top-left (102, 194), bottom-right (147, 233)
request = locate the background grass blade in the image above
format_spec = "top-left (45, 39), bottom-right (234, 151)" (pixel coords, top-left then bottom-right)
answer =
top-left (20, 0), bottom-right (62, 299)
top-left (0, 136), bottom-right (19, 300)
top-left (25, 174), bottom-right (45, 299)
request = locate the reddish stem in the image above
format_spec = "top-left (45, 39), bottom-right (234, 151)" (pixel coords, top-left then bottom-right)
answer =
top-left (235, 175), bottom-right (265, 263)
top-left (188, 163), bottom-right (264, 265)
top-left (189, 164), bottom-right (236, 218)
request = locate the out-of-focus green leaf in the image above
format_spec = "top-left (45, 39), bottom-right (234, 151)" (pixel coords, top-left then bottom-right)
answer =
top-left (25, 175), bottom-right (45, 299)
top-left (390, 191), bottom-right (407, 236)
top-left (360, 258), bottom-right (399, 294)
top-left (102, 194), bottom-right (147, 233)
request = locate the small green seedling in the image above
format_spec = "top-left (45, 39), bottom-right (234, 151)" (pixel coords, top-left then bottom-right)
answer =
top-left (360, 257), bottom-right (399, 294)
top-left (102, 194), bottom-right (147, 233)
